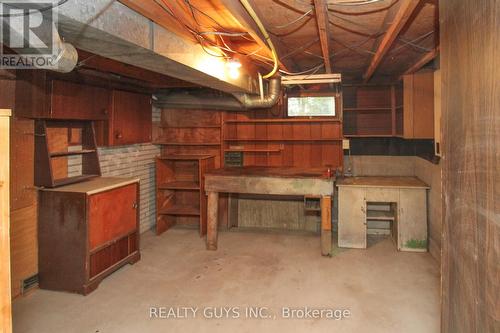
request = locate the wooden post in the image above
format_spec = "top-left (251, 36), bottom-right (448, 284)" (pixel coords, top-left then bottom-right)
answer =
top-left (206, 191), bottom-right (219, 250)
top-left (0, 109), bottom-right (12, 333)
top-left (320, 196), bottom-right (332, 256)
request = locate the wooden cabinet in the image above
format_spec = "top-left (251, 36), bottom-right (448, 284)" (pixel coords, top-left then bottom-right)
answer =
top-left (16, 71), bottom-right (152, 146)
top-left (95, 90), bottom-right (152, 146)
top-left (15, 71), bottom-right (110, 120)
top-left (38, 177), bottom-right (141, 295)
top-left (156, 155), bottom-right (215, 235)
top-left (400, 71), bottom-right (435, 139)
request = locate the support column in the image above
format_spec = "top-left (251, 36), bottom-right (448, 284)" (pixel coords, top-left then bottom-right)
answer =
top-left (321, 195), bottom-right (332, 256)
top-left (206, 191), bottom-right (219, 250)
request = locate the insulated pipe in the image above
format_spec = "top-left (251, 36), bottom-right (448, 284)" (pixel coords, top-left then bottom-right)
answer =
top-left (154, 77), bottom-right (281, 111)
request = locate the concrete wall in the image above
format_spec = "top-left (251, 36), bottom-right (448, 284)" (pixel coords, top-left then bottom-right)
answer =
top-left (69, 107), bottom-right (161, 233)
top-left (349, 155), bottom-right (442, 263)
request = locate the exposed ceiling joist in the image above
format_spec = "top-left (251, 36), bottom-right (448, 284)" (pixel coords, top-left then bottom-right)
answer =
top-left (218, 0), bottom-right (295, 72)
top-left (313, 0), bottom-right (332, 73)
top-left (400, 45), bottom-right (439, 78)
top-left (363, 0), bottom-right (423, 83)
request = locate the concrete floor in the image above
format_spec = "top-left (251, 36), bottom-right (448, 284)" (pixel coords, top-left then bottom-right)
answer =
top-left (13, 229), bottom-right (440, 333)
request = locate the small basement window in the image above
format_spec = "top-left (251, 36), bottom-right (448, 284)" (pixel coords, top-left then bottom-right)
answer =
top-left (287, 96), bottom-right (336, 117)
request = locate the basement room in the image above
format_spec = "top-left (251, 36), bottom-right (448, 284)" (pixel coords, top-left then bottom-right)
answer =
top-left (0, 0), bottom-right (498, 332)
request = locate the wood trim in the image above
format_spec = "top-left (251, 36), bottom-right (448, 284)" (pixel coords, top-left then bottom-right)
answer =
top-left (0, 109), bottom-right (12, 333)
top-left (363, 0), bottom-right (422, 83)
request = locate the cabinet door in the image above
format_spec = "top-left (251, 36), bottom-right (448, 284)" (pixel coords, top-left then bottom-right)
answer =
top-left (338, 187), bottom-right (366, 248)
top-left (50, 80), bottom-right (110, 120)
top-left (88, 183), bottom-right (138, 251)
top-left (110, 90), bottom-right (152, 146)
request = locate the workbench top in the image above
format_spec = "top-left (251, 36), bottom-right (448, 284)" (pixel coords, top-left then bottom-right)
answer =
top-left (336, 176), bottom-right (429, 189)
top-left (205, 166), bottom-right (333, 179)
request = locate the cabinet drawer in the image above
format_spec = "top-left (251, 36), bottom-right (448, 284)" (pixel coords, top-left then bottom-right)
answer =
top-left (88, 183), bottom-right (138, 251)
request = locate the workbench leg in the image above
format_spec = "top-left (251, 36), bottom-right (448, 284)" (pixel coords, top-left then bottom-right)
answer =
top-left (321, 196), bottom-right (332, 256)
top-left (206, 191), bottom-right (219, 250)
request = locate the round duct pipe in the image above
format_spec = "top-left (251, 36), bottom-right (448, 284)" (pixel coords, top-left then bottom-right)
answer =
top-left (46, 42), bottom-right (78, 73)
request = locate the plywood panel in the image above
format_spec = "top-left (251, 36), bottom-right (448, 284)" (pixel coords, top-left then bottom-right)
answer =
top-left (440, 1), bottom-right (500, 332)
top-left (338, 187), bottom-right (366, 248)
top-left (9, 205), bottom-right (37, 299)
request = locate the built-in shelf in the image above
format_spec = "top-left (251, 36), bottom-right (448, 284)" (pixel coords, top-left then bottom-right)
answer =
top-left (158, 125), bottom-right (221, 129)
top-left (153, 142), bottom-right (221, 146)
top-left (344, 107), bottom-right (392, 112)
top-left (224, 138), bottom-right (341, 142)
top-left (224, 118), bottom-right (340, 123)
top-left (158, 154), bottom-right (215, 160)
top-left (158, 205), bottom-right (200, 216)
top-left (224, 148), bottom-right (282, 153)
top-left (367, 210), bottom-right (395, 221)
top-left (344, 134), bottom-right (393, 138)
top-left (158, 181), bottom-right (200, 190)
top-left (50, 149), bottom-right (96, 158)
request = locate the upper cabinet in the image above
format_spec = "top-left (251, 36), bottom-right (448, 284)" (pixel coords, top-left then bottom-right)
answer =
top-left (15, 71), bottom-right (110, 120)
top-left (399, 71), bottom-right (435, 139)
top-left (15, 70), bottom-right (152, 147)
top-left (342, 71), bottom-right (435, 140)
top-left (95, 90), bottom-right (152, 146)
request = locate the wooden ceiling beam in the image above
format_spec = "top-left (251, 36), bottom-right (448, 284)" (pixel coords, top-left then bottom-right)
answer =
top-left (363, 0), bottom-right (422, 83)
top-left (400, 45), bottom-right (439, 78)
top-left (313, 0), bottom-right (332, 73)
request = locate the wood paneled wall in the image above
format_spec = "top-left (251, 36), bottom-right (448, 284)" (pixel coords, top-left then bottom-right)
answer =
top-left (158, 101), bottom-right (343, 170)
top-left (440, 1), bottom-right (499, 332)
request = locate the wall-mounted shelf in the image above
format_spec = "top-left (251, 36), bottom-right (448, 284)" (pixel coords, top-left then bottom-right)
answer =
top-left (224, 118), bottom-right (340, 123)
top-left (49, 149), bottom-right (96, 158)
top-left (224, 148), bottom-right (282, 153)
top-left (153, 142), bottom-right (221, 146)
top-left (224, 138), bottom-right (342, 142)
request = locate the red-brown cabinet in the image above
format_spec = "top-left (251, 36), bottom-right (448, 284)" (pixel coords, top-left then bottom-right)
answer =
top-left (38, 177), bottom-right (140, 295)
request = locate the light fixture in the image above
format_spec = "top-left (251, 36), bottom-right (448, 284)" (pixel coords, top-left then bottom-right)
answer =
top-left (226, 58), bottom-right (242, 80)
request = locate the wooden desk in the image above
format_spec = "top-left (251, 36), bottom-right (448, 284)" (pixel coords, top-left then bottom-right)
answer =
top-left (204, 167), bottom-right (335, 256)
top-left (337, 176), bottom-right (430, 251)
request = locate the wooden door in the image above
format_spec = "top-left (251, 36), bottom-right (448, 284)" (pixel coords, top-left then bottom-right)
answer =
top-left (0, 110), bottom-right (12, 333)
top-left (338, 187), bottom-right (366, 248)
top-left (51, 80), bottom-right (110, 120)
top-left (110, 90), bottom-right (152, 146)
top-left (88, 183), bottom-right (138, 251)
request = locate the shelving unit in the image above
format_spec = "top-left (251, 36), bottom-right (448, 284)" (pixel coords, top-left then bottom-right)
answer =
top-left (156, 154), bottom-right (215, 236)
top-left (342, 85), bottom-right (397, 137)
top-left (222, 118), bottom-right (343, 166)
top-left (34, 120), bottom-right (101, 188)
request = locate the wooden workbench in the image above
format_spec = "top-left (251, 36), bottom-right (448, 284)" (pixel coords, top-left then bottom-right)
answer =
top-left (204, 167), bottom-right (335, 256)
top-left (337, 176), bottom-right (430, 251)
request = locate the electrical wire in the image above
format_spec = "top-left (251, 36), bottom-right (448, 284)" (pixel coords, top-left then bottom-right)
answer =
top-left (328, 0), bottom-right (386, 6)
top-left (327, 0), bottom-right (399, 15)
top-left (0, 0), bottom-right (69, 17)
top-left (240, 0), bottom-right (279, 78)
top-left (273, 9), bottom-right (314, 29)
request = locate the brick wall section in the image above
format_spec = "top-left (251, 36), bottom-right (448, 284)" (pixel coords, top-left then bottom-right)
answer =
top-left (68, 107), bottom-right (161, 233)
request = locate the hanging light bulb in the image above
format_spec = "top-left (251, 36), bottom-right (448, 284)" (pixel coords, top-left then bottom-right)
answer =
top-left (226, 58), bottom-right (242, 79)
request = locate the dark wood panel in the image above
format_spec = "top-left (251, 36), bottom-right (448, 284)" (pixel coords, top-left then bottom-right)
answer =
top-left (89, 236), bottom-right (130, 278)
top-left (440, 1), bottom-right (500, 332)
top-left (88, 184), bottom-right (137, 251)
top-left (51, 80), bottom-right (110, 120)
top-left (110, 90), bottom-right (152, 145)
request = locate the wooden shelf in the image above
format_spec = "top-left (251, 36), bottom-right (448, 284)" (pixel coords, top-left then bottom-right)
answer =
top-left (344, 107), bottom-right (392, 112)
top-left (344, 134), bottom-right (393, 138)
top-left (224, 118), bottom-right (340, 124)
top-left (154, 142), bottom-right (221, 146)
top-left (159, 125), bottom-right (221, 129)
top-left (224, 148), bottom-right (282, 153)
top-left (159, 154), bottom-right (214, 160)
top-left (52, 174), bottom-right (100, 187)
top-left (158, 181), bottom-right (200, 190)
top-left (367, 210), bottom-right (395, 221)
top-left (224, 138), bottom-right (342, 142)
top-left (158, 205), bottom-right (200, 216)
top-left (50, 149), bottom-right (96, 157)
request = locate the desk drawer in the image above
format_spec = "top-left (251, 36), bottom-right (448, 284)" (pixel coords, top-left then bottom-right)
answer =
top-left (88, 183), bottom-right (138, 251)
